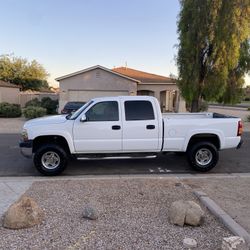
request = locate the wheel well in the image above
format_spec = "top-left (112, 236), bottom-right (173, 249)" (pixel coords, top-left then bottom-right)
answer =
top-left (33, 135), bottom-right (71, 155)
top-left (187, 134), bottom-right (220, 150)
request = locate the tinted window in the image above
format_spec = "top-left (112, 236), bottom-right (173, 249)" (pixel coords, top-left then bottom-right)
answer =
top-left (86, 101), bottom-right (119, 121)
top-left (125, 101), bottom-right (155, 120)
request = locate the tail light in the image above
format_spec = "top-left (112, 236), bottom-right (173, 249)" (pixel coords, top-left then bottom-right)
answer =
top-left (237, 121), bottom-right (243, 136)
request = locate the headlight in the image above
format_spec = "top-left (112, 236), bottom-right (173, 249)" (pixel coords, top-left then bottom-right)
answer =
top-left (21, 129), bottom-right (28, 141)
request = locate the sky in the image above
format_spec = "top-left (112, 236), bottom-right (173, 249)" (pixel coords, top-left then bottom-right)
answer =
top-left (0, 0), bottom-right (249, 87)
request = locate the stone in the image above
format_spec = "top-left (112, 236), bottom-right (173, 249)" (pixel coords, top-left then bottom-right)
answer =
top-left (221, 236), bottom-right (248, 250)
top-left (183, 238), bottom-right (197, 248)
top-left (169, 200), bottom-right (187, 226)
top-left (185, 201), bottom-right (204, 226)
top-left (3, 196), bottom-right (44, 229)
top-left (169, 200), bottom-right (204, 227)
top-left (82, 206), bottom-right (98, 220)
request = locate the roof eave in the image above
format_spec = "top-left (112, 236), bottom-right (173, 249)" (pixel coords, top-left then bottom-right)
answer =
top-left (55, 65), bottom-right (140, 83)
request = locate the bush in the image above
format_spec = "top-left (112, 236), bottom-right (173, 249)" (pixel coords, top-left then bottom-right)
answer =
top-left (25, 98), bottom-right (41, 108)
top-left (199, 101), bottom-right (208, 112)
top-left (23, 106), bottom-right (47, 119)
top-left (248, 107), bottom-right (250, 111)
top-left (0, 102), bottom-right (22, 118)
top-left (244, 97), bottom-right (250, 101)
top-left (41, 97), bottom-right (58, 114)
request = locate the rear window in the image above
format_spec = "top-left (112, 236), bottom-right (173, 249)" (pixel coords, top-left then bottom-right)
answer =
top-left (124, 101), bottom-right (155, 120)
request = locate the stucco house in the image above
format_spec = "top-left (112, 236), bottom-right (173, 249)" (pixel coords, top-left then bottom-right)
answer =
top-left (56, 65), bottom-right (186, 113)
top-left (0, 80), bottom-right (20, 104)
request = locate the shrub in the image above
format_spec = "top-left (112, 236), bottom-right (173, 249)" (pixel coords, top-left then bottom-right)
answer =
top-left (248, 107), bottom-right (250, 111)
top-left (244, 97), bottom-right (250, 101)
top-left (41, 97), bottom-right (58, 114)
top-left (25, 98), bottom-right (41, 108)
top-left (199, 101), bottom-right (208, 112)
top-left (23, 106), bottom-right (47, 119)
top-left (0, 102), bottom-right (22, 118)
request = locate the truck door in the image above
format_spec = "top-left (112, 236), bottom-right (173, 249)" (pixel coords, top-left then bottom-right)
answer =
top-left (73, 100), bottom-right (122, 153)
top-left (122, 100), bottom-right (160, 152)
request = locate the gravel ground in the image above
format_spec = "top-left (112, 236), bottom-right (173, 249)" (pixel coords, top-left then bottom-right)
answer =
top-left (0, 179), bottom-right (232, 250)
top-left (183, 176), bottom-right (250, 234)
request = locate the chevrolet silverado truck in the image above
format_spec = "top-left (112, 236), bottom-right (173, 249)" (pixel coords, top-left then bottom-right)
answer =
top-left (20, 96), bottom-right (243, 175)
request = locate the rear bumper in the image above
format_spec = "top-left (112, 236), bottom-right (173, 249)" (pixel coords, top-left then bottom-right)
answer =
top-left (236, 139), bottom-right (243, 149)
top-left (19, 140), bottom-right (33, 158)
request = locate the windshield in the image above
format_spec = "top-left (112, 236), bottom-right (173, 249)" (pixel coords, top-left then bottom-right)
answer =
top-left (66, 100), bottom-right (94, 120)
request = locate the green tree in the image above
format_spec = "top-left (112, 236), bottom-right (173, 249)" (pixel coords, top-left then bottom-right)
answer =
top-left (0, 54), bottom-right (49, 91)
top-left (219, 39), bottom-right (250, 104)
top-left (177, 0), bottom-right (250, 112)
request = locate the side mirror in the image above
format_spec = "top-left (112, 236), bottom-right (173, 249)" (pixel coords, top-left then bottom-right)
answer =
top-left (80, 114), bottom-right (87, 122)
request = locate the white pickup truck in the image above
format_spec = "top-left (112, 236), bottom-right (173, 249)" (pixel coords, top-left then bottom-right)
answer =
top-left (20, 96), bottom-right (243, 175)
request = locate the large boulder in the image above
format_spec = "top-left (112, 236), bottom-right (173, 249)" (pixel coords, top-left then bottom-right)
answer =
top-left (169, 200), bottom-right (204, 227)
top-left (169, 200), bottom-right (187, 226)
top-left (3, 196), bottom-right (44, 229)
top-left (185, 201), bottom-right (204, 226)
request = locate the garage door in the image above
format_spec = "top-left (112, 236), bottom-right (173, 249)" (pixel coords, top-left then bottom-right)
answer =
top-left (68, 90), bottom-right (129, 102)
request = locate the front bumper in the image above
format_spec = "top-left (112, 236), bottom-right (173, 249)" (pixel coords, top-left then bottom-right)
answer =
top-left (236, 139), bottom-right (243, 149)
top-left (19, 140), bottom-right (33, 158)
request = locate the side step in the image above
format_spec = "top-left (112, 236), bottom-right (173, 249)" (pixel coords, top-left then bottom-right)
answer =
top-left (74, 153), bottom-right (158, 161)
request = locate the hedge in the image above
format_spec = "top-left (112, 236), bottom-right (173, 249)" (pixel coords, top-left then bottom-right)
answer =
top-left (23, 106), bottom-right (47, 119)
top-left (0, 103), bottom-right (22, 118)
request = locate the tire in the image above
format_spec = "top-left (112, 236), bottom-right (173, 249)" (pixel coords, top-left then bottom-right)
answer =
top-left (187, 142), bottom-right (219, 172)
top-left (34, 144), bottom-right (68, 176)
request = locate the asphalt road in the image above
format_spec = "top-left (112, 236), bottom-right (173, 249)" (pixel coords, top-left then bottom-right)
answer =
top-left (0, 133), bottom-right (249, 176)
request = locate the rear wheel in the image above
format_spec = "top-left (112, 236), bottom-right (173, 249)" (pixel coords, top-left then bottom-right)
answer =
top-left (34, 144), bottom-right (68, 176)
top-left (187, 142), bottom-right (218, 172)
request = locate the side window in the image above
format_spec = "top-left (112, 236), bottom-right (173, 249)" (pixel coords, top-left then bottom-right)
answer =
top-left (125, 101), bottom-right (155, 120)
top-left (85, 101), bottom-right (119, 121)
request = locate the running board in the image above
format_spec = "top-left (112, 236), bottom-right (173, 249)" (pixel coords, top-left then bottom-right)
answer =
top-left (77, 155), bottom-right (157, 160)
top-left (74, 153), bottom-right (158, 161)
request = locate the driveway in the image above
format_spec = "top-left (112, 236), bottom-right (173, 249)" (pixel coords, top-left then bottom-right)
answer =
top-left (0, 133), bottom-right (249, 176)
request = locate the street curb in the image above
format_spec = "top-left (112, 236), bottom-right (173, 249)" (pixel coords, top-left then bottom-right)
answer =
top-left (1, 173), bottom-right (250, 182)
top-left (193, 190), bottom-right (250, 246)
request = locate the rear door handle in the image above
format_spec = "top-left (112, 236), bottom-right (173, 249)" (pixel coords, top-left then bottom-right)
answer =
top-left (112, 125), bottom-right (121, 130)
top-left (146, 125), bottom-right (155, 130)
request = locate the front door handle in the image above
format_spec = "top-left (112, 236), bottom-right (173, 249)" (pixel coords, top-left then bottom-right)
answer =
top-left (112, 125), bottom-right (121, 130)
top-left (146, 125), bottom-right (155, 130)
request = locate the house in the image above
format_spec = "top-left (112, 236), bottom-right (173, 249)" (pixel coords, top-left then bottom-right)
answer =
top-left (56, 65), bottom-right (186, 113)
top-left (0, 80), bottom-right (20, 104)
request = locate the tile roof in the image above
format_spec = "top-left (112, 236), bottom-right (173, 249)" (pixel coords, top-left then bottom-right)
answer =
top-left (112, 67), bottom-right (175, 83)
top-left (0, 80), bottom-right (20, 88)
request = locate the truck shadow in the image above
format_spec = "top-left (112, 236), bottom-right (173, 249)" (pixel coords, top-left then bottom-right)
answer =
top-left (64, 153), bottom-right (194, 175)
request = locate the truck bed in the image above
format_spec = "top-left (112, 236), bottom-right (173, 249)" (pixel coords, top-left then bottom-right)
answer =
top-left (163, 112), bottom-right (236, 119)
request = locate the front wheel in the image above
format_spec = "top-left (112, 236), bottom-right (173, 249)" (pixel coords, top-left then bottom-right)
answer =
top-left (187, 142), bottom-right (218, 172)
top-left (34, 144), bottom-right (68, 176)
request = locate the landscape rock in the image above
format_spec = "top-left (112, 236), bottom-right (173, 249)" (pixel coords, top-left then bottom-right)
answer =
top-left (183, 238), bottom-right (197, 248)
top-left (169, 200), bottom-right (186, 226)
top-left (82, 206), bottom-right (98, 220)
top-left (185, 201), bottom-right (204, 226)
top-left (221, 236), bottom-right (248, 250)
top-left (3, 196), bottom-right (44, 229)
top-left (169, 200), bottom-right (204, 227)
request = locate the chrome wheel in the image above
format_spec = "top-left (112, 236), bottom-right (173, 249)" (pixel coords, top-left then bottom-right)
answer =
top-left (41, 151), bottom-right (60, 170)
top-left (195, 148), bottom-right (212, 166)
